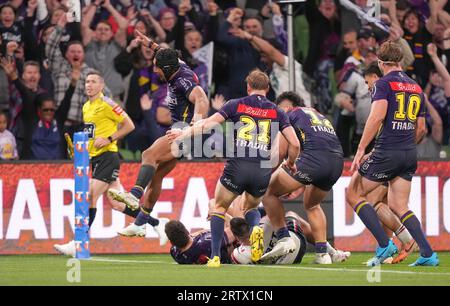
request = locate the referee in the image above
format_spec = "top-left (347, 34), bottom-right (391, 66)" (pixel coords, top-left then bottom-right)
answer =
top-left (82, 71), bottom-right (135, 228)
top-left (54, 71), bottom-right (135, 256)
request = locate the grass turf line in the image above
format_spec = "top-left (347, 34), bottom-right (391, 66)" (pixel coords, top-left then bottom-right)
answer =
top-left (0, 253), bottom-right (449, 286)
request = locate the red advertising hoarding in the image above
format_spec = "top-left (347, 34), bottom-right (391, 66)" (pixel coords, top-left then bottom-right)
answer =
top-left (0, 161), bottom-right (449, 253)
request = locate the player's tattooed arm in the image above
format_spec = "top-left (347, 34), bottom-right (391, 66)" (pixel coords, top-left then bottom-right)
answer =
top-left (167, 113), bottom-right (225, 142)
top-left (281, 126), bottom-right (300, 173)
top-left (189, 86), bottom-right (210, 124)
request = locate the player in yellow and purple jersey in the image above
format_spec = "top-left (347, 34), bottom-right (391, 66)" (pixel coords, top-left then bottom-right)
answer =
top-left (346, 42), bottom-right (438, 267)
top-left (167, 70), bottom-right (300, 268)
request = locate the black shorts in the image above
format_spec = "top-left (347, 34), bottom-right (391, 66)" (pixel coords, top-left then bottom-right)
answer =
top-left (285, 216), bottom-right (307, 264)
top-left (284, 151), bottom-right (344, 192)
top-left (359, 149), bottom-right (417, 182)
top-left (220, 159), bottom-right (272, 198)
top-left (91, 151), bottom-right (120, 183)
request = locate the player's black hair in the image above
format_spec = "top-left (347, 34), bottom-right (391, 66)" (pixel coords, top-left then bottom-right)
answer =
top-left (363, 62), bottom-right (383, 78)
top-left (165, 220), bottom-right (190, 249)
top-left (155, 48), bottom-right (180, 80)
top-left (230, 218), bottom-right (251, 240)
top-left (275, 91), bottom-right (305, 107)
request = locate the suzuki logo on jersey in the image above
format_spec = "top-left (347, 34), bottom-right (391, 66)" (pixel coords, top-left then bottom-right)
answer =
top-left (237, 104), bottom-right (277, 119)
top-left (389, 82), bottom-right (422, 94)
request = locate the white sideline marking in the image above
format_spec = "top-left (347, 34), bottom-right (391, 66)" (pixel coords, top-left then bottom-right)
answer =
top-left (90, 257), bottom-right (450, 277)
top-left (228, 264), bottom-right (450, 276)
top-left (91, 257), bottom-right (169, 265)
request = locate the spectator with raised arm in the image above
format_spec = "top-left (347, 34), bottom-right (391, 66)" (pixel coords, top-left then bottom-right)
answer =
top-left (0, 2), bottom-right (25, 54)
top-left (46, 12), bottom-right (97, 136)
top-left (114, 37), bottom-right (169, 152)
top-left (425, 42), bottom-right (450, 145)
top-left (0, 55), bottom-right (77, 160)
top-left (304, 0), bottom-right (341, 114)
top-left (399, 2), bottom-right (438, 87)
top-left (232, 27), bottom-right (312, 105)
top-left (417, 95), bottom-right (444, 159)
top-left (131, 8), bottom-right (167, 43)
top-left (81, 0), bottom-right (129, 99)
top-left (260, 1), bottom-right (288, 55)
top-left (216, 7), bottom-right (265, 99)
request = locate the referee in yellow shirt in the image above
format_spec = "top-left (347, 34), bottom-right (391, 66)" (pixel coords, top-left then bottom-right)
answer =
top-left (55, 71), bottom-right (136, 256)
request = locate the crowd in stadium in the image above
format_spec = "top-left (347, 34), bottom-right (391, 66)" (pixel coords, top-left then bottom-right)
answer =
top-left (0, 0), bottom-right (449, 161)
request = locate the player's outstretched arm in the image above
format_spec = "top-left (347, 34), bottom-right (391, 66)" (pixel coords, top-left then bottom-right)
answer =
top-left (134, 29), bottom-right (161, 52)
top-left (351, 100), bottom-right (388, 171)
top-left (167, 113), bottom-right (225, 142)
top-left (189, 86), bottom-right (210, 123)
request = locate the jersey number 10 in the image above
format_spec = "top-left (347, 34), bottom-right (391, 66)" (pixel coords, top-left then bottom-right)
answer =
top-left (394, 93), bottom-right (421, 121)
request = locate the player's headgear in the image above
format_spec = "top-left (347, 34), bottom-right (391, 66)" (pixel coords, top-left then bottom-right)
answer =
top-left (155, 48), bottom-right (180, 80)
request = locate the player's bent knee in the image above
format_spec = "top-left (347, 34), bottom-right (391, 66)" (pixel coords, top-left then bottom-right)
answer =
top-left (141, 148), bottom-right (156, 164)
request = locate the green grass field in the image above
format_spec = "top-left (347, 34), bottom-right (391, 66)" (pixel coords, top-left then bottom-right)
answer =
top-left (1, 253), bottom-right (449, 286)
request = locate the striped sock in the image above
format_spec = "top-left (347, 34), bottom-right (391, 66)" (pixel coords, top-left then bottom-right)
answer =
top-left (130, 185), bottom-right (145, 200)
top-left (394, 225), bottom-right (413, 245)
top-left (276, 227), bottom-right (290, 240)
top-left (123, 207), bottom-right (159, 226)
top-left (315, 241), bottom-right (328, 254)
top-left (244, 209), bottom-right (261, 228)
top-left (135, 207), bottom-right (151, 226)
top-left (355, 201), bottom-right (390, 248)
top-left (130, 165), bottom-right (156, 199)
top-left (210, 213), bottom-right (225, 258)
top-left (400, 211), bottom-right (433, 258)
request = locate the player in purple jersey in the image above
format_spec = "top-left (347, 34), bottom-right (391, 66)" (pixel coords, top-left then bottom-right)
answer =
top-left (108, 30), bottom-right (209, 238)
top-left (167, 70), bottom-right (300, 267)
top-left (262, 92), bottom-right (346, 265)
top-left (166, 221), bottom-right (236, 265)
top-left (362, 63), bottom-right (417, 264)
top-left (346, 42), bottom-right (438, 267)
